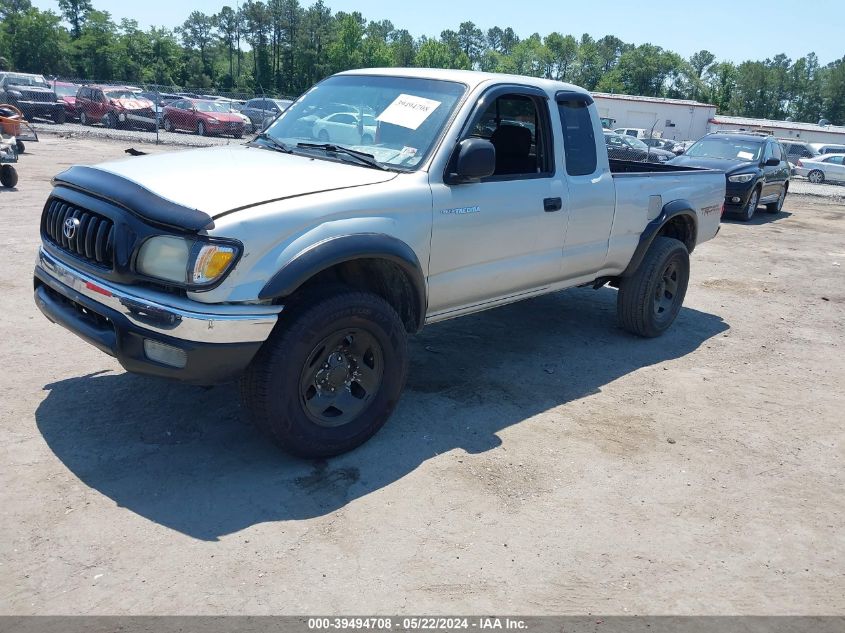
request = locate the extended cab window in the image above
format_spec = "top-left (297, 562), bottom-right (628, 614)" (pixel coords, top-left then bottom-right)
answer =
top-left (467, 93), bottom-right (551, 178)
top-left (557, 97), bottom-right (597, 176)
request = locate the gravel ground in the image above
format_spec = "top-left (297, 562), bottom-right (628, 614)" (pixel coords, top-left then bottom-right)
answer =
top-left (1, 137), bottom-right (843, 615)
top-left (790, 178), bottom-right (845, 203)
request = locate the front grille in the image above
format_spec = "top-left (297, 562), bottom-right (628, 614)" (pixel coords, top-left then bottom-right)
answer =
top-left (22, 90), bottom-right (53, 103)
top-left (42, 198), bottom-right (114, 268)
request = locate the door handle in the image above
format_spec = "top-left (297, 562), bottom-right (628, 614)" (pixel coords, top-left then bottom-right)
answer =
top-left (543, 197), bottom-right (563, 212)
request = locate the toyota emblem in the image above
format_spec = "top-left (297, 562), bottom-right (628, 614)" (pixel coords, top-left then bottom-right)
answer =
top-left (63, 217), bottom-right (80, 239)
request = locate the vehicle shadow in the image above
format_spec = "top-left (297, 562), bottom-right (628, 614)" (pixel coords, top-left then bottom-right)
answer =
top-left (35, 287), bottom-right (728, 540)
top-left (722, 209), bottom-right (793, 225)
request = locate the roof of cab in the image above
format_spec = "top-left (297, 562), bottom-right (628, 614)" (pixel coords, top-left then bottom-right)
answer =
top-left (338, 67), bottom-right (590, 98)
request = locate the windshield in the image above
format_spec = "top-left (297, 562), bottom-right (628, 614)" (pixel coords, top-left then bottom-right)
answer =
top-left (623, 136), bottom-right (648, 150)
top-left (686, 138), bottom-right (763, 161)
top-left (105, 89), bottom-right (145, 100)
top-left (53, 84), bottom-right (77, 97)
top-left (6, 74), bottom-right (49, 88)
top-left (195, 101), bottom-right (232, 113)
top-left (263, 74), bottom-right (467, 170)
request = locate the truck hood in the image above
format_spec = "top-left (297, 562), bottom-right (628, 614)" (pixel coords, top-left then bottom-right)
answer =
top-left (91, 144), bottom-right (398, 217)
top-left (669, 155), bottom-right (757, 174)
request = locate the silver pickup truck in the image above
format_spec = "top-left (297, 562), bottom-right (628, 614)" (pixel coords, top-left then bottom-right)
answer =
top-left (34, 68), bottom-right (725, 457)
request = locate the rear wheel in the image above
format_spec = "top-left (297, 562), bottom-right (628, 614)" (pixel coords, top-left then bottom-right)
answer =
top-left (318, 129), bottom-right (330, 142)
top-left (617, 236), bottom-right (690, 338)
top-left (15, 140), bottom-right (24, 154)
top-left (0, 165), bottom-right (18, 188)
top-left (240, 289), bottom-right (409, 457)
top-left (52, 110), bottom-right (66, 124)
top-left (766, 186), bottom-right (787, 213)
top-left (808, 170), bottom-right (825, 184)
top-left (740, 187), bottom-right (759, 222)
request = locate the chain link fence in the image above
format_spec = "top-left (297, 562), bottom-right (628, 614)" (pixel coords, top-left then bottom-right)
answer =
top-left (16, 78), bottom-right (300, 147)
top-left (15, 78), bottom-right (698, 165)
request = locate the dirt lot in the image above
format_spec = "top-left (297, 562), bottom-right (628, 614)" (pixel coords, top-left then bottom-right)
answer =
top-left (1, 137), bottom-right (843, 615)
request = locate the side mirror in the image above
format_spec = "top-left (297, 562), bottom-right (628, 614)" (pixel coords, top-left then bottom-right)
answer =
top-left (448, 138), bottom-right (496, 183)
top-left (765, 157), bottom-right (780, 166)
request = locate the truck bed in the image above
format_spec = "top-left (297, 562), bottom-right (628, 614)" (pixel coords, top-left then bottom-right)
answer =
top-left (609, 158), bottom-right (710, 175)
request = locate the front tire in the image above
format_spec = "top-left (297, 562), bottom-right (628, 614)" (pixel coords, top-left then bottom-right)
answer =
top-left (617, 236), bottom-right (690, 338)
top-left (317, 129), bottom-right (330, 142)
top-left (163, 117), bottom-right (174, 133)
top-left (240, 289), bottom-right (409, 458)
top-left (52, 110), bottom-right (66, 124)
top-left (15, 140), bottom-right (25, 154)
top-left (766, 186), bottom-right (787, 213)
top-left (740, 187), bottom-right (759, 222)
top-left (197, 121), bottom-right (206, 136)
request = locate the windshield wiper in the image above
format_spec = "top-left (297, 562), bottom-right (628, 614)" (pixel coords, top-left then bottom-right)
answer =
top-left (296, 142), bottom-right (389, 171)
top-left (253, 132), bottom-right (292, 154)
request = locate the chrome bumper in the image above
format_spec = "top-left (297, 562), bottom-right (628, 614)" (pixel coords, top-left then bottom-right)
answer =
top-left (36, 248), bottom-right (281, 344)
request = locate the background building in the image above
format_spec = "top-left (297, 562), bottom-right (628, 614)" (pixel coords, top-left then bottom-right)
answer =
top-left (592, 93), bottom-right (717, 141)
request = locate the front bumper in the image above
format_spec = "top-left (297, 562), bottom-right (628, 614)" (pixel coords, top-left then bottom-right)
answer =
top-left (724, 179), bottom-right (756, 210)
top-left (17, 101), bottom-right (64, 118)
top-left (34, 248), bottom-right (281, 384)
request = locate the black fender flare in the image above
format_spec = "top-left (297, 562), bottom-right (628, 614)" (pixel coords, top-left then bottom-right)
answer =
top-left (622, 200), bottom-right (698, 277)
top-left (258, 233), bottom-right (427, 330)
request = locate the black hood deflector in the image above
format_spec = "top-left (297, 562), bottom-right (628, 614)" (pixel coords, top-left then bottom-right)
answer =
top-left (53, 165), bottom-right (214, 232)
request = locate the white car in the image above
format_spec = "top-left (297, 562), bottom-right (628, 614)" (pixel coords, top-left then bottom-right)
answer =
top-left (312, 112), bottom-right (377, 145)
top-left (795, 154), bottom-right (845, 184)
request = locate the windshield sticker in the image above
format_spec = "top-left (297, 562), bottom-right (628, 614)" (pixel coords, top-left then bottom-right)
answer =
top-left (377, 94), bottom-right (441, 130)
top-left (737, 151), bottom-right (754, 160)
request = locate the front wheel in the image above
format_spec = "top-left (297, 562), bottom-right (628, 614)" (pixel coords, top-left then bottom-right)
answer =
top-left (740, 187), bottom-right (759, 222)
top-left (766, 186), bottom-right (787, 213)
top-left (197, 121), bottom-right (206, 136)
top-left (163, 117), bottom-right (174, 132)
top-left (79, 111), bottom-right (89, 126)
top-left (240, 289), bottom-right (409, 457)
top-left (617, 236), bottom-right (690, 338)
top-left (317, 129), bottom-right (330, 142)
top-left (15, 140), bottom-right (25, 154)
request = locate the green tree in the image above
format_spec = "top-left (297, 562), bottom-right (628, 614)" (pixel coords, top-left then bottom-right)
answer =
top-left (57, 0), bottom-right (91, 39)
top-left (544, 32), bottom-right (577, 80)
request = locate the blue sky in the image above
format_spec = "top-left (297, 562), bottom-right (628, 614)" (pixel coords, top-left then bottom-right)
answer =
top-left (31, 0), bottom-right (845, 65)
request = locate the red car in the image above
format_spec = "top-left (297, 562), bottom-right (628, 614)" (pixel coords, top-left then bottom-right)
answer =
top-left (75, 85), bottom-right (157, 130)
top-left (162, 98), bottom-right (245, 138)
top-left (52, 81), bottom-right (79, 121)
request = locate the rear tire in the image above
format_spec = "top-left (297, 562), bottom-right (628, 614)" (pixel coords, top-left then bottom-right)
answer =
top-left (617, 236), bottom-right (690, 338)
top-left (807, 170), bottom-right (825, 184)
top-left (240, 288), bottom-right (409, 458)
top-left (52, 110), bottom-right (66, 124)
top-left (15, 140), bottom-right (24, 154)
top-left (0, 165), bottom-right (18, 188)
top-left (318, 129), bottom-right (330, 142)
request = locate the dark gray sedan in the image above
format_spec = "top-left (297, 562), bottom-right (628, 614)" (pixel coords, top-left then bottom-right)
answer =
top-left (240, 98), bottom-right (293, 133)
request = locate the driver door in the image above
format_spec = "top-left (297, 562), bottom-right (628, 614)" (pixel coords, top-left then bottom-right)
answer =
top-left (427, 87), bottom-right (568, 316)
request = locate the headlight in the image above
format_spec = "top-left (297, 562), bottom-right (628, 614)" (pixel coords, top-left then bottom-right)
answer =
top-left (136, 236), bottom-right (240, 289)
top-left (728, 173), bottom-right (755, 183)
top-left (208, 117), bottom-right (219, 123)
top-left (8, 90), bottom-right (22, 98)
top-left (657, 154), bottom-right (669, 162)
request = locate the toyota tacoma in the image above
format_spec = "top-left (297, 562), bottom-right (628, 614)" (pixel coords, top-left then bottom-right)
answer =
top-left (34, 69), bottom-right (725, 457)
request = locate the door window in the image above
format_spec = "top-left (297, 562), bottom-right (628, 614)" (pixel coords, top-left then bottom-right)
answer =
top-left (465, 92), bottom-right (552, 178)
top-left (826, 156), bottom-right (844, 165)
